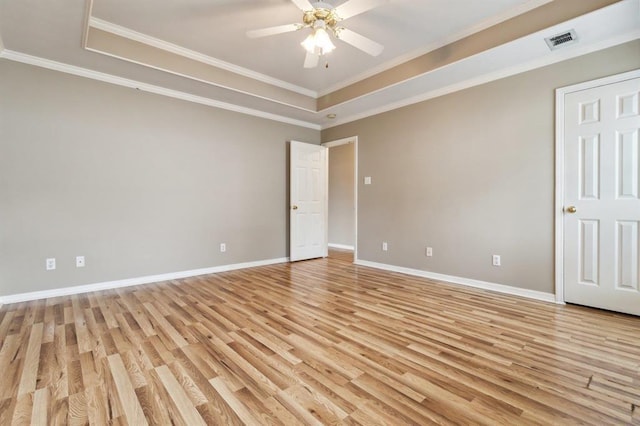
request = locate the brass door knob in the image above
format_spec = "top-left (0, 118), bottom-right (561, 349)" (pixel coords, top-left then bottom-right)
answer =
top-left (292, 205), bottom-right (298, 210)
top-left (565, 206), bottom-right (577, 213)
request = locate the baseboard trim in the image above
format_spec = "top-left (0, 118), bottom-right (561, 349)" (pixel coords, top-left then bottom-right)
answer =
top-left (354, 259), bottom-right (557, 304)
top-left (0, 257), bottom-right (289, 305)
top-left (328, 243), bottom-right (355, 251)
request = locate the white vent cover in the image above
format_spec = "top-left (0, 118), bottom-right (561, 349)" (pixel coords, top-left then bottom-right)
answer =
top-left (545, 30), bottom-right (578, 50)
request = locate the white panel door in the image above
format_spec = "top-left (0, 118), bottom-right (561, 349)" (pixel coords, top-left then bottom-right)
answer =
top-left (290, 141), bottom-right (328, 262)
top-left (564, 76), bottom-right (640, 315)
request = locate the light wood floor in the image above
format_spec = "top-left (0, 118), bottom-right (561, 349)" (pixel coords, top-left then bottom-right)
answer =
top-left (1, 253), bottom-right (639, 425)
top-left (328, 248), bottom-right (354, 263)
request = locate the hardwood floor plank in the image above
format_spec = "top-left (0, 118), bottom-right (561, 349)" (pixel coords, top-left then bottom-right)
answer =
top-left (0, 335), bottom-right (21, 400)
top-left (1, 252), bottom-right (639, 424)
top-left (171, 349), bottom-right (245, 424)
top-left (166, 359), bottom-right (208, 407)
top-left (273, 386), bottom-right (325, 426)
top-left (50, 396), bottom-right (68, 426)
top-left (0, 310), bottom-right (15, 347)
top-left (17, 322), bottom-right (44, 396)
top-left (134, 372), bottom-right (173, 424)
top-left (155, 364), bottom-right (206, 425)
top-left (350, 372), bottom-right (453, 425)
top-left (296, 362), bottom-right (363, 413)
top-left (12, 392), bottom-right (34, 425)
top-left (67, 390), bottom-right (88, 426)
top-left (107, 353), bottom-right (148, 425)
top-left (120, 350), bottom-right (147, 390)
top-left (210, 376), bottom-right (262, 425)
top-left (84, 307), bottom-right (107, 359)
top-left (233, 386), bottom-right (286, 425)
top-left (85, 385), bottom-right (109, 425)
top-left (346, 400), bottom-right (404, 426)
top-left (0, 397), bottom-right (17, 425)
top-left (262, 395), bottom-right (305, 426)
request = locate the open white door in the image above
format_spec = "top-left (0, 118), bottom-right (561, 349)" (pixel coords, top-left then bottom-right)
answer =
top-left (562, 73), bottom-right (640, 316)
top-left (290, 141), bottom-right (328, 262)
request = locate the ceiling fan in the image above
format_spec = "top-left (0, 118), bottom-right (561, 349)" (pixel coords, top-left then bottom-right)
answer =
top-left (247, 0), bottom-right (388, 68)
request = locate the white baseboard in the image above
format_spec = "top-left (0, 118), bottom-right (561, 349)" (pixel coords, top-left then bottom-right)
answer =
top-left (354, 259), bottom-right (557, 304)
top-left (328, 243), bottom-right (355, 251)
top-left (0, 257), bottom-right (289, 305)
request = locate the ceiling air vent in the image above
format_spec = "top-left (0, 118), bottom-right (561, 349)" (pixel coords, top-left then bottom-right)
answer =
top-left (545, 30), bottom-right (578, 51)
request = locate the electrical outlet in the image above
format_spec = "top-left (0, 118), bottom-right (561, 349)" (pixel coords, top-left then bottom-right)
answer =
top-left (76, 256), bottom-right (85, 268)
top-left (382, 242), bottom-right (388, 251)
top-left (364, 176), bottom-right (372, 185)
top-left (220, 243), bottom-right (226, 253)
top-left (46, 258), bottom-right (56, 270)
top-left (426, 247), bottom-right (433, 257)
top-left (492, 255), bottom-right (501, 266)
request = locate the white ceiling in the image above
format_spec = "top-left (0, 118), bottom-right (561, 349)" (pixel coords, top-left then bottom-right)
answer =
top-left (1, 0), bottom-right (639, 129)
top-left (90, 0), bottom-right (543, 93)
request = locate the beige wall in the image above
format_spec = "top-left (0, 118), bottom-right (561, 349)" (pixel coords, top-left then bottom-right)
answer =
top-left (2, 41), bottom-right (639, 299)
top-left (0, 59), bottom-right (319, 297)
top-left (322, 40), bottom-right (640, 294)
top-left (328, 142), bottom-right (355, 248)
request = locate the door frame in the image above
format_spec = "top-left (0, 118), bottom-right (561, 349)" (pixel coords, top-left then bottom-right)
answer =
top-left (554, 69), bottom-right (640, 304)
top-left (322, 136), bottom-right (358, 261)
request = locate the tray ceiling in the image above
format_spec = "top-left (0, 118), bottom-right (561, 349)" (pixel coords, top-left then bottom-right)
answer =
top-left (1, 0), bottom-right (638, 128)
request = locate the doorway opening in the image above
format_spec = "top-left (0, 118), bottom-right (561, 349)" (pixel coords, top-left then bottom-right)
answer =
top-left (323, 136), bottom-right (358, 263)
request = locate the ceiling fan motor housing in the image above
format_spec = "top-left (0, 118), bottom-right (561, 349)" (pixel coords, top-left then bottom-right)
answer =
top-left (303, 7), bottom-right (339, 31)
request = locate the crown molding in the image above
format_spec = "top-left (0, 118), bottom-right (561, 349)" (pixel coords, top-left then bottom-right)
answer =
top-left (0, 49), bottom-right (321, 130)
top-left (317, 0), bottom-right (553, 97)
top-left (84, 27), bottom-right (316, 113)
top-left (322, 29), bottom-right (640, 130)
top-left (82, 0), bottom-right (93, 49)
top-left (318, 0), bottom-right (628, 111)
top-left (88, 17), bottom-right (318, 99)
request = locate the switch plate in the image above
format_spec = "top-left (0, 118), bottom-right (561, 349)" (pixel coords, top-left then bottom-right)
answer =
top-left (426, 247), bottom-right (433, 257)
top-left (492, 255), bottom-right (501, 266)
top-left (382, 242), bottom-right (388, 251)
top-left (220, 243), bottom-right (226, 253)
top-left (364, 176), bottom-right (372, 185)
top-left (76, 256), bottom-right (85, 268)
top-left (46, 258), bottom-right (56, 270)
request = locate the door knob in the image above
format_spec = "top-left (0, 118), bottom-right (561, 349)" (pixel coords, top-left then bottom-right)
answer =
top-left (565, 206), bottom-right (577, 213)
top-left (292, 205), bottom-right (298, 210)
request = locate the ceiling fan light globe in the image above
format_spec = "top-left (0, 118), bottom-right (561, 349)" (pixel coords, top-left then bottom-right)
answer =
top-left (301, 32), bottom-right (317, 54)
top-left (314, 27), bottom-right (335, 54)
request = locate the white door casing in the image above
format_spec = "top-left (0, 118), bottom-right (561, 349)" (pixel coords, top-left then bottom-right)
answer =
top-left (290, 141), bottom-right (328, 262)
top-left (557, 71), bottom-right (640, 316)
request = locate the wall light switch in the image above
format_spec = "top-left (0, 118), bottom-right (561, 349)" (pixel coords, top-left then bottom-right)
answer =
top-left (364, 176), bottom-right (372, 185)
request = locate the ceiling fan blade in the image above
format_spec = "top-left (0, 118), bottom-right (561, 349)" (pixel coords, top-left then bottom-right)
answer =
top-left (336, 28), bottom-right (384, 56)
top-left (303, 52), bottom-right (320, 68)
top-left (333, 0), bottom-right (389, 20)
top-left (291, 0), bottom-right (314, 12)
top-left (246, 23), bottom-right (301, 38)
